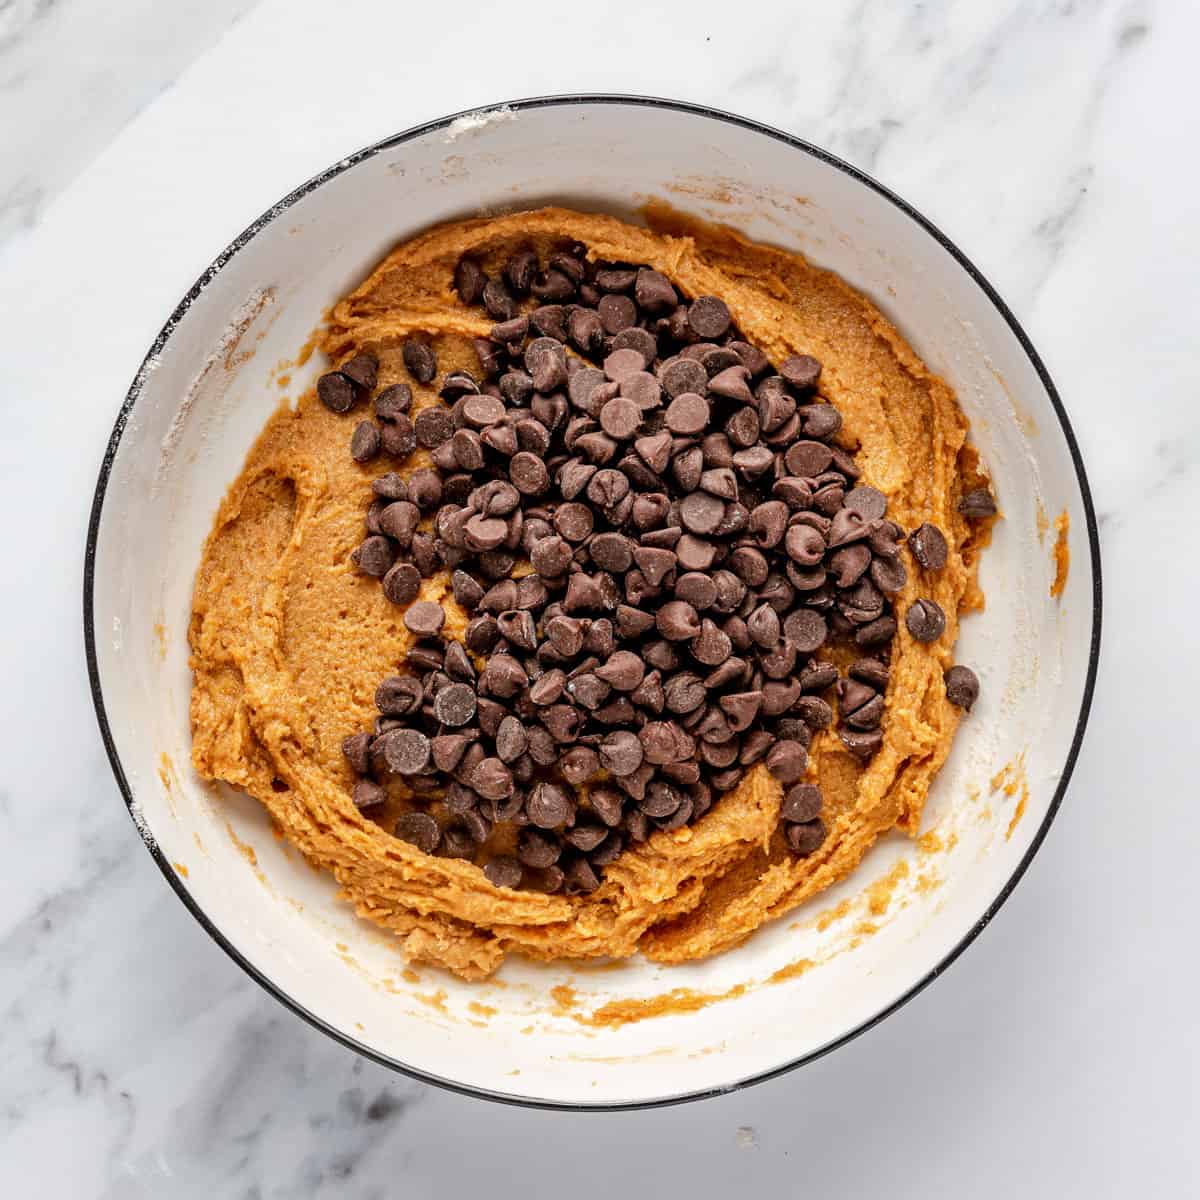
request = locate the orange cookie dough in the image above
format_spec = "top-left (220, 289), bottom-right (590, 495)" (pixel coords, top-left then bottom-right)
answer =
top-left (189, 206), bottom-right (991, 980)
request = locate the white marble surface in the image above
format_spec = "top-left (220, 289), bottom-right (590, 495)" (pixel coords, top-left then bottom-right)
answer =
top-left (1, 0), bottom-right (1197, 1194)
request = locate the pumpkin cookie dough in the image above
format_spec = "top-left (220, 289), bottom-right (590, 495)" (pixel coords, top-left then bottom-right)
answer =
top-left (190, 206), bottom-right (993, 980)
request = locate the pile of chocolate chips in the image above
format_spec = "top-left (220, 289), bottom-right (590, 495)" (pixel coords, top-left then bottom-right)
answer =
top-left (320, 244), bottom-right (988, 894)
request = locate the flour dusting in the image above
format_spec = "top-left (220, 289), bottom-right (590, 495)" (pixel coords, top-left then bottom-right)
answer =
top-left (442, 106), bottom-right (517, 142)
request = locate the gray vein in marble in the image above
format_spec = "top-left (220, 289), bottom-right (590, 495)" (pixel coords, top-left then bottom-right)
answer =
top-left (0, 0), bottom-right (262, 246)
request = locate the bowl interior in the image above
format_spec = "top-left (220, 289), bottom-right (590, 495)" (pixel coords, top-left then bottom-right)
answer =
top-left (88, 98), bottom-right (1097, 1107)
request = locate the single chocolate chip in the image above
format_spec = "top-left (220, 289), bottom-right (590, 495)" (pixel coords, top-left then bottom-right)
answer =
top-left (599, 396), bottom-right (641, 440)
top-left (342, 732), bottom-right (372, 775)
top-left (692, 618), bottom-right (733, 666)
top-left (785, 524), bottom-right (826, 566)
top-left (908, 522), bottom-right (949, 571)
top-left (708, 364), bottom-right (754, 404)
top-left (688, 295), bottom-right (732, 339)
top-left (381, 561), bottom-right (421, 606)
top-left (945, 665), bottom-right (980, 711)
top-left (317, 371), bottom-right (357, 414)
top-left (593, 650), bottom-right (645, 692)
top-left (517, 828), bottom-right (561, 869)
top-left (660, 357), bottom-right (708, 399)
top-left (784, 609), bottom-right (828, 653)
top-left (352, 778), bottom-right (387, 810)
top-left (372, 472), bottom-right (408, 501)
top-left (484, 856), bottom-right (523, 889)
top-left (431, 682), bottom-right (476, 727)
top-left (376, 675), bottom-right (423, 716)
top-left (350, 421), bottom-right (381, 462)
top-left (634, 268), bottom-right (678, 313)
top-left (403, 600), bottom-right (445, 638)
top-left (779, 355), bottom-right (822, 390)
top-left (454, 257), bottom-right (486, 304)
top-left (483, 279), bottom-right (518, 321)
top-left (405, 469), bottom-right (442, 510)
top-left (602, 348), bottom-right (646, 386)
top-left (656, 600), bottom-right (702, 641)
top-left (665, 392), bottom-right (709, 435)
top-left (413, 406), bottom-right (453, 449)
top-left (543, 703), bottom-right (584, 743)
top-left (676, 534), bottom-right (716, 572)
top-left (905, 598), bottom-right (946, 643)
top-left (381, 728), bottom-right (431, 775)
top-left (471, 757), bottom-right (514, 802)
top-left (401, 340), bottom-right (437, 384)
top-left (958, 487), bottom-right (997, 519)
top-left (457, 393), bottom-right (503, 429)
top-left (766, 739), bottom-right (808, 785)
top-left (355, 535), bottom-right (396, 577)
top-left (528, 781), bottom-right (574, 828)
top-left (379, 413), bottom-right (417, 459)
top-left (870, 555), bottom-right (908, 595)
top-left (663, 673), bottom-right (707, 716)
top-left (679, 491), bottom-right (725, 535)
top-left (799, 403), bottom-right (842, 440)
top-left (394, 812), bottom-right (440, 854)
top-left (845, 485), bottom-right (888, 522)
top-left (855, 615), bottom-right (897, 649)
top-left (839, 728), bottom-right (883, 762)
top-left (595, 292), bottom-right (635, 335)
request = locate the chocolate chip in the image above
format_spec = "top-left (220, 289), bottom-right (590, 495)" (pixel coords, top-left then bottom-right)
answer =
top-left (379, 728), bottom-right (430, 776)
top-left (350, 421), bottom-right (381, 462)
top-left (679, 491), bottom-right (725, 535)
top-left (401, 600), bottom-right (444, 639)
top-left (432, 734), bottom-right (470, 773)
top-left (690, 618), bottom-right (731, 666)
top-left (376, 675), bottom-right (423, 716)
top-left (665, 392), bottom-right (709, 435)
top-left (779, 355), bottom-right (822, 390)
top-left (905, 598), bottom-right (946, 643)
top-left (604, 347), bottom-right (647, 384)
top-left (708, 364), bottom-right (754, 405)
top-left (355, 535), bottom-right (396, 577)
top-left (784, 609), bottom-right (828, 653)
top-left (839, 728), bottom-right (882, 763)
top-left (598, 396), bottom-right (640, 440)
top-left (413, 406), bottom-right (453, 449)
top-left (655, 600), bottom-right (701, 641)
top-left (394, 811), bottom-right (441, 854)
top-left (379, 416), bottom-right (421, 461)
top-left (676, 534), bottom-right (716, 572)
top-left (454, 257), bottom-right (487, 304)
top-left (634, 268), bottom-right (678, 313)
top-left (484, 856), bottom-right (523, 889)
top-left (785, 524), bottom-right (826, 567)
top-left (908, 522), bottom-right (949, 571)
top-left (527, 781), bottom-right (574, 828)
top-left (870, 555), bottom-right (908, 595)
top-left (468, 757), bottom-right (512, 802)
top-left (855, 615), bottom-right (897, 649)
top-left (317, 371), bottom-right (357, 413)
top-left (945, 665), bottom-right (980, 711)
top-left (688, 295), bottom-right (732, 339)
top-left (767, 740), bottom-right (808, 784)
top-left (400, 340), bottom-right (436, 384)
top-left (483, 279), bottom-right (518, 321)
top-left (658, 358), bottom-right (706, 400)
top-left (958, 487), bottom-right (997, 519)
top-left (845, 485), bottom-right (888, 522)
top-left (517, 828), bottom-right (561, 869)
top-left (377, 561), bottom-right (418, 606)
top-left (352, 778), bottom-right (387, 810)
top-left (342, 731), bottom-right (372, 776)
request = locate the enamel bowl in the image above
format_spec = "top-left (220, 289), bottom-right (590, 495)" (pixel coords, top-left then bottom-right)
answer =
top-left (86, 96), bottom-right (1100, 1108)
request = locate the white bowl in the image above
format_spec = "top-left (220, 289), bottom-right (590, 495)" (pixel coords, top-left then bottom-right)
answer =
top-left (86, 96), bottom-right (1101, 1108)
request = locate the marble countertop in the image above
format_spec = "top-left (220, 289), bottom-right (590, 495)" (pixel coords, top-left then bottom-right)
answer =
top-left (2, 0), bottom-right (1196, 1195)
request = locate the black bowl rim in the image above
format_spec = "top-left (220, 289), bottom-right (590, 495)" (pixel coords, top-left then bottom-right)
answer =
top-left (84, 93), bottom-right (1102, 1111)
